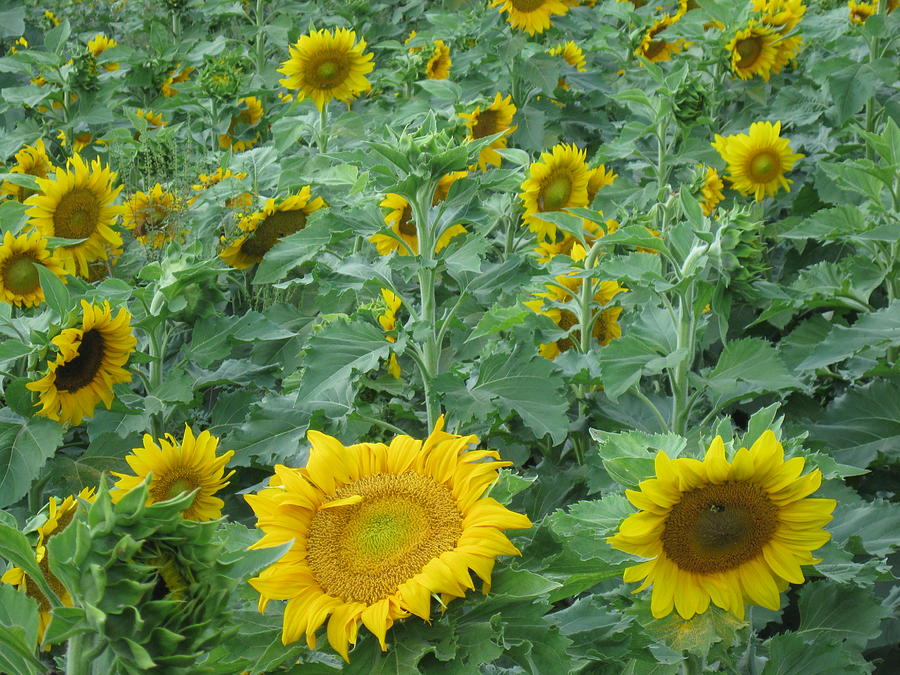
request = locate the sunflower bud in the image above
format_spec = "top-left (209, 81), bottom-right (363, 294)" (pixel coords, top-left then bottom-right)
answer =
top-left (708, 204), bottom-right (767, 290)
top-left (198, 50), bottom-right (248, 100)
top-left (672, 74), bottom-right (707, 127)
top-left (71, 53), bottom-right (99, 92)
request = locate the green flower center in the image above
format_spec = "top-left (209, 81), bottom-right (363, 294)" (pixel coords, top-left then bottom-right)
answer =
top-left (3, 254), bottom-right (40, 296)
top-left (540, 174), bottom-right (573, 212)
top-left (316, 60), bottom-right (339, 82)
top-left (749, 151), bottom-right (780, 182)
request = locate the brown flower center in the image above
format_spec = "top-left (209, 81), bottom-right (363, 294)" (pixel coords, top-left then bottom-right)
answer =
top-left (149, 470), bottom-right (199, 504)
top-left (396, 203), bottom-right (417, 237)
top-left (511, 0), bottom-right (548, 11)
top-left (53, 188), bottom-right (101, 239)
top-left (239, 208), bottom-right (308, 260)
top-left (471, 110), bottom-right (500, 139)
top-left (736, 36), bottom-right (764, 69)
top-left (54, 329), bottom-right (105, 393)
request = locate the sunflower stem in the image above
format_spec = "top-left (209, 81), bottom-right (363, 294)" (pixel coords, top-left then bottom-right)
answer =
top-left (317, 104), bottom-right (329, 153)
top-left (65, 632), bottom-right (89, 675)
top-left (670, 284), bottom-right (696, 435)
top-left (253, 0), bottom-right (266, 76)
top-left (864, 0), bottom-right (887, 160)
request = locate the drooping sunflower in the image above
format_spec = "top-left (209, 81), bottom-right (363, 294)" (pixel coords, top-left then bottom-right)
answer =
top-left (1, 139), bottom-right (54, 202)
top-left (608, 431), bottom-right (836, 620)
top-left (727, 23), bottom-right (779, 81)
top-left (712, 121), bottom-right (804, 201)
top-left (111, 425), bottom-right (235, 521)
top-left (753, 0), bottom-right (806, 31)
top-left (245, 417), bottom-right (531, 661)
top-left (459, 93), bottom-right (517, 171)
top-left (86, 33), bottom-right (119, 71)
top-left (220, 187), bottom-right (326, 270)
top-left (636, 11), bottom-right (688, 63)
top-left (534, 217), bottom-right (618, 263)
top-left (425, 40), bottom-right (452, 80)
top-left (490, 0), bottom-right (571, 36)
top-left (378, 288), bottom-right (402, 379)
top-left (27, 300), bottom-right (136, 425)
top-left (0, 230), bottom-right (67, 308)
top-left (218, 96), bottom-right (264, 152)
top-left (278, 28), bottom-right (375, 111)
top-left (122, 183), bottom-right (182, 248)
top-left (848, 0), bottom-right (877, 23)
top-left (699, 166), bottom-right (725, 216)
top-left (520, 143), bottom-right (591, 241)
top-left (548, 41), bottom-right (587, 72)
top-left (24, 154), bottom-right (124, 278)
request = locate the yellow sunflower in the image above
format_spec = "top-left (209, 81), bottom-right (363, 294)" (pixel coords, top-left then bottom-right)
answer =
top-left (161, 65), bottom-right (194, 97)
top-left (378, 288), bottom-right (402, 379)
top-left (1, 139), bottom-right (54, 202)
top-left (548, 41), bottom-right (587, 72)
top-left (490, 0), bottom-right (571, 36)
top-left (459, 93), bottom-right (518, 171)
top-left (520, 143), bottom-right (590, 241)
top-left (587, 164), bottom-right (617, 204)
top-left (189, 167), bottom-right (252, 210)
top-left (86, 33), bottom-right (119, 71)
top-left (135, 108), bottom-right (166, 129)
top-left (426, 40), bottom-right (452, 80)
top-left (218, 96), bottom-right (264, 152)
top-left (111, 425), bottom-right (235, 521)
top-left (753, 0), bottom-right (806, 31)
top-left (27, 300), bottom-right (136, 425)
top-left (848, 1), bottom-right (877, 23)
top-left (712, 121), bottom-right (804, 201)
top-left (534, 218), bottom-right (618, 263)
top-left (0, 230), bottom-right (67, 308)
top-left (636, 11), bottom-right (688, 63)
top-left (278, 28), bottom-right (375, 111)
top-left (220, 187), bottom-right (326, 270)
top-left (24, 154), bottom-right (124, 278)
top-left (609, 431), bottom-right (836, 620)
top-left (699, 166), bottom-right (725, 216)
top-left (727, 23), bottom-right (779, 81)
top-left (122, 183), bottom-right (182, 248)
top-left (245, 417), bottom-right (531, 661)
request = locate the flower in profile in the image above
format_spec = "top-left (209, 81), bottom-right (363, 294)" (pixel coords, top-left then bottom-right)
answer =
top-left (520, 143), bottom-right (590, 241)
top-left (87, 33), bottom-right (119, 71)
top-left (0, 230), bottom-right (67, 308)
top-left (726, 23), bottom-right (779, 81)
top-left (490, 0), bottom-right (571, 36)
top-left (699, 166), bottom-right (725, 216)
top-left (753, 0), bottom-right (805, 74)
top-left (27, 300), bottom-right (136, 425)
top-left (278, 27), bottom-right (375, 111)
top-left (459, 93), bottom-right (517, 171)
top-left (190, 167), bottom-right (252, 210)
top-left (534, 218), bottom-right (617, 263)
top-left (111, 425), bottom-right (235, 521)
top-left (587, 164), bottom-right (617, 204)
top-left (712, 121), bottom-right (803, 201)
top-left (608, 431), bottom-right (836, 620)
top-left (220, 187), bottom-right (326, 269)
top-left (848, 1), bottom-right (876, 23)
top-left (1, 139), bottom-right (54, 202)
top-left (245, 417), bottom-right (531, 661)
top-left (122, 183), bottom-right (182, 248)
top-left (135, 108), bottom-right (167, 129)
top-left (635, 9), bottom-right (688, 63)
top-left (378, 288), bottom-right (402, 379)
top-left (218, 96), bottom-right (264, 152)
top-left (161, 65), bottom-right (194, 97)
top-left (425, 40), bottom-right (451, 80)
top-left (24, 154), bottom-right (124, 278)
top-left (548, 41), bottom-right (587, 72)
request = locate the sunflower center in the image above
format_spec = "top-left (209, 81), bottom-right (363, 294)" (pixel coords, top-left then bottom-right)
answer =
top-left (661, 481), bottom-right (778, 574)
top-left (53, 188), bottom-right (101, 240)
top-left (511, 0), bottom-right (547, 11)
top-left (749, 151), bottom-right (780, 182)
top-left (2, 254), bottom-right (41, 295)
top-left (735, 36), bottom-right (763, 69)
top-left (643, 40), bottom-right (667, 61)
top-left (540, 174), bottom-right (573, 211)
top-left (472, 110), bottom-right (500, 139)
top-left (150, 469), bottom-right (199, 504)
top-left (240, 209), bottom-right (308, 259)
top-left (53, 329), bottom-right (105, 393)
top-left (306, 472), bottom-right (463, 605)
top-left (397, 204), bottom-right (417, 237)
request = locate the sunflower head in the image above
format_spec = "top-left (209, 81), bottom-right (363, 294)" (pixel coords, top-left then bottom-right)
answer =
top-left (520, 143), bottom-right (591, 240)
top-left (0, 230), bottom-right (67, 308)
top-left (609, 431), bottom-right (835, 621)
top-left (218, 96), bottom-right (264, 152)
top-left (635, 11), bottom-right (688, 63)
top-left (490, 0), bottom-right (572, 36)
top-left (698, 166), bottom-right (725, 216)
top-left (2, 139), bottom-right (54, 202)
top-left (426, 40), bottom-right (452, 80)
top-left (727, 22), bottom-right (779, 81)
top-left (123, 183), bottom-right (182, 248)
top-left (712, 121), bottom-right (804, 201)
top-left (848, 1), bottom-right (876, 23)
top-left (199, 49), bottom-right (249, 99)
top-left (458, 93), bottom-right (517, 171)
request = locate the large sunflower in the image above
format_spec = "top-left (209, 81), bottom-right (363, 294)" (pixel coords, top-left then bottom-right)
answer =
top-left (218, 96), bottom-right (264, 152)
top-left (712, 121), bottom-right (804, 201)
top-left (426, 40), bottom-right (452, 80)
top-left (490, 0), bottom-right (571, 36)
top-left (278, 28), bottom-right (375, 111)
top-left (608, 431), bottom-right (836, 620)
top-left (111, 425), bottom-right (235, 521)
top-left (727, 23), bottom-right (779, 81)
top-left (27, 300), bottom-right (136, 425)
top-left (122, 183), bottom-right (182, 249)
top-left (520, 143), bottom-right (590, 240)
top-left (245, 417), bottom-right (531, 661)
top-left (24, 154), bottom-right (124, 278)
top-left (220, 187), bottom-right (326, 270)
top-left (459, 93), bottom-right (517, 171)
top-left (848, 1), bottom-right (877, 23)
top-left (0, 230), bottom-right (67, 308)
top-left (1, 139), bottom-right (54, 202)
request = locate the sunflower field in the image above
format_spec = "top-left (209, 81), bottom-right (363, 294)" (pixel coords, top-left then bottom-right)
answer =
top-left (0, 0), bottom-right (898, 672)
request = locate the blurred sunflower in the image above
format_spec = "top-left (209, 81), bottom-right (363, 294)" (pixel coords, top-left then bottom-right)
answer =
top-left (426, 40), bottom-right (451, 79)
top-left (712, 121), bottom-right (803, 201)
top-left (520, 143), bottom-right (590, 240)
top-left (24, 154), bottom-right (124, 278)
top-left (547, 41), bottom-right (587, 71)
top-left (7, 36), bottom-right (27, 55)
top-left (0, 230), bottom-right (67, 308)
top-left (245, 418), bottom-right (531, 661)
top-left (727, 23), bottom-right (779, 80)
top-left (490, 0), bottom-right (571, 36)
top-left (699, 166), bottom-right (725, 215)
top-left (635, 10), bottom-right (688, 63)
top-left (218, 96), bottom-right (264, 152)
top-left (122, 183), bottom-right (182, 248)
top-left (459, 93), bottom-right (517, 171)
top-left (753, 0), bottom-right (806, 30)
top-left (27, 300), bottom-right (136, 425)
top-left (161, 65), bottom-right (194, 97)
top-left (378, 288), bottom-right (402, 379)
top-left (587, 164), bottom-right (617, 204)
top-left (1, 138), bottom-right (54, 202)
top-left (135, 108), bottom-right (166, 129)
top-left (190, 167), bottom-right (252, 210)
top-left (220, 187), bottom-right (326, 269)
top-left (848, 0), bottom-right (876, 22)
top-left (87, 33), bottom-right (119, 71)
top-left (111, 425), bottom-right (235, 521)
top-left (278, 28), bottom-right (375, 110)
top-left (608, 431), bottom-right (836, 620)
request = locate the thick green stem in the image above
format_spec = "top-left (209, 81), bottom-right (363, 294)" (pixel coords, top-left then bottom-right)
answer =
top-left (864, 0), bottom-right (887, 160)
top-left (670, 286), bottom-right (696, 435)
top-left (147, 318), bottom-right (169, 438)
top-left (253, 0), bottom-right (265, 75)
top-left (317, 103), bottom-right (329, 153)
top-left (65, 632), bottom-right (89, 675)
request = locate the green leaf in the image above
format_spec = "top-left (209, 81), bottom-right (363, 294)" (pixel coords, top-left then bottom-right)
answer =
top-left (0, 626), bottom-right (44, 675)
top-left (0, 583), bottom-right (38, 649)
top-left (702, 339), bottom-right (802, 410)
top-left (597, 334), bottom-right (670, 402)
top-left (35, 264), bottom-right (69, 320)
top-left (827, 62), bottom-right (877, 125)
top-left (796, 582), bottom-right (888, 650)
top-left (0, 6), bottom-right (25, 37)
top-left (252, 217), bottom-right (339, 285)
top-left (227, 395), bottom-right (310, 466)
top-left (43, 607), bottom-right (89, 645)
top-left (466, 304), bottom-right (531, 343)
top-left (762, 633), bottom-right (860, 675)
top-left (488, 470), bottom-right (536, 506)
top-left (0, 524), bottom-right (61, 607)
top-left (797, 301), bottom-right (900, 370)
top-left (0, 416), bottom-right (65, 508)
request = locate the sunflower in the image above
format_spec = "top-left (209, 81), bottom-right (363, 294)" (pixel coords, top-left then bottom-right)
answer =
top-left (459, 93), bottom-right (518, 172)
top-left (490, 0), bottom-right (571, 36)
top-left (609, 431), bottom-right (836, 620)
top-left (587, 164), bottom-right (617, 204)
top-left (161, 65), bottom-right (194, 97)
top-left (425, 40), bottom-right (452, 80)
top-left (753, 0), bottom-right (806, 31)
top-left (712, 121), bottom-right (803, 201)
top-left (699, 166), bottom-right (725, 216)
top-left (1, 139), bottom-right (54, 202)
top-left (520, 143), bottom-right (590, 241)
top-left (189, 167), bottom-right (252, 210)
top-left (27, 300), bottom-right (136, 425)
top-left (848, 1), bottom-right (876, 23)
top-left (122, 183), bottom-right (182, 248)
top-left (534, 218), bottom-right (618, 263)
top-left (378, 288), bottom-right (402, 379)
top-left (24, 154), bottom-right (124, 278)
top-left (220, 187), bottom-right (326, 270)
top-left (548, 41), bottom-right (587, 71)
top-left (111, 425), bottom-right (235, 521)
top-left (135, 108), bottom-right (166, 129)
top-left (0, 230), bottom-right (67, 308)
top-left (7, 36), bottom-right (27, 55)
top-left (636, 11), bottom-right (688, 63)
top-left (87, 33), bottom-right (119, 71)
top-left (245, 417), bottom-right (531, 661)
top-left (727, 23), bottom-right (779, 81)
top-left (218, 96), bottom-right (264, 152)
top-left (278, 28), bottom-right (375, 111)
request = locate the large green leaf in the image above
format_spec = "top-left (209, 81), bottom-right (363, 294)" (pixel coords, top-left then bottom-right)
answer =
top-left (797, 301), bottom-right (900, 370)
top-left (702, 338), bottom-right (803, 410)
top-left (0, 416), bottom-right (65, 508)
top-left (226, 394), bottom-right (310, 466)
top-left (253, 216), bottom-right (346, 285)
top-left (797, 582), bottom-right (888, 650)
